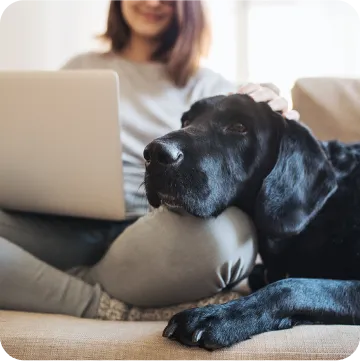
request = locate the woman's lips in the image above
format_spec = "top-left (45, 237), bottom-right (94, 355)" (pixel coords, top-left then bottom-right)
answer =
top-left (139, 11), bottom-right (164, 23)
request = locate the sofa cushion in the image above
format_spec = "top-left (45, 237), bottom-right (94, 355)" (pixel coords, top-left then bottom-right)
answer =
top-left (1, 311), bottom-right (359, 360)
top-left (292, 77), bottom-right (360, 142)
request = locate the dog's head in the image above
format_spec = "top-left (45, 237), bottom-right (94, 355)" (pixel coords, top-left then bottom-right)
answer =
top-left (144, 94), bottom-right (337, 238)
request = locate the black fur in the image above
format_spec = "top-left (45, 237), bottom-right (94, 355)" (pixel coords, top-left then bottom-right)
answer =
top-left (143, 94), bottom-right (360, 350)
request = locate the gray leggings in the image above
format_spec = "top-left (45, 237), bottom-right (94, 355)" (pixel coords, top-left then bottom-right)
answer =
top-left (0, 207), bottom-right (257, 318)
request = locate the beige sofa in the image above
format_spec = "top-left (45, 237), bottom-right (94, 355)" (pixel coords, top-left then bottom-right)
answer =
top-left (1, 77), bottom-right (360, 360)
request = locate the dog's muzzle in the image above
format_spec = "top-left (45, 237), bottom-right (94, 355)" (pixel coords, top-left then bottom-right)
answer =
top-left (144, 139), bottom-right (184, 169)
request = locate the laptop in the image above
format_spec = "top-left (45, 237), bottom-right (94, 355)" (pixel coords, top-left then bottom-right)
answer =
top-left (0, 70), bottom-right (126, 221)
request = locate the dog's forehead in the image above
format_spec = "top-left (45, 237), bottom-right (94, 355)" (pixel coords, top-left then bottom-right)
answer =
top-left (207, 94), bottom-right (261, 124)
top-left (218, 94), bottom-right (259, 113)
top-left (185, 94), bottom-right (266, 127)
top-left (198, 94), bottom-right (255, 109)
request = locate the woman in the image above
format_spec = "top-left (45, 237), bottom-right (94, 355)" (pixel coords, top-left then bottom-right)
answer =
top-left (0, 0), bottom-right (298, 319)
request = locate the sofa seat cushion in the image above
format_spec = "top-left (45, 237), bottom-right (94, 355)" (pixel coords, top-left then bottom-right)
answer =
top-left (1, 311), bottom-right (359, 360)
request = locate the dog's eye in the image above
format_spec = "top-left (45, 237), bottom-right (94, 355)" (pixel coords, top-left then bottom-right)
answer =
top-left (183, 120), bottom-right (191, 127)
top-left (225, 123), bottom-right (247, 134)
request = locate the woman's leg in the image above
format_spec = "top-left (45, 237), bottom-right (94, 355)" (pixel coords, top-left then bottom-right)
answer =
top-left (0, 233), bottom-right (248, 322)
top-left (0, 209), bottom-right (135, 270)
top-left (0, 236), bottom-right (101, 318)
top-left (87, 207), bottom-right (257, 308)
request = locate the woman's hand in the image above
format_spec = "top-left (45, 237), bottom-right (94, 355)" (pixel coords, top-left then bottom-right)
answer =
top-left (237, 83), bottom-right (300, 121)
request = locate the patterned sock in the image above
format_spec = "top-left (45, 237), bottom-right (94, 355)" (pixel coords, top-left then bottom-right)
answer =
top-left (96, 291), bottom-right (242, 321)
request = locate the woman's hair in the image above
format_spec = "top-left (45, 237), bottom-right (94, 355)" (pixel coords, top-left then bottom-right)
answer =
top-left (99, 1), bottom-right (211, 87)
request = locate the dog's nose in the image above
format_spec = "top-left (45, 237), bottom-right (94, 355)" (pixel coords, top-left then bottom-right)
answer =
top-left (144, 140), bottom-right (183, 166)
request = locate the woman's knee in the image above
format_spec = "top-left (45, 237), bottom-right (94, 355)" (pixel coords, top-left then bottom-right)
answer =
top-left (193, 207), bottom-right (258, 289)
top-left (0, 236), bottom-right (33, 296)
top-left (90, 207), bottom-right (257, 307)
top-left (0, 236), bottom-right (25, 271)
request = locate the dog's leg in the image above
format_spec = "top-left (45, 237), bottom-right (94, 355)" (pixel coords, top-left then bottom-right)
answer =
top-left (248, 264), bottom-right (289, 291)
top-left (248, 264), bottom-right (268, 291)
top-left (163, 278), bottom-right (360, 351)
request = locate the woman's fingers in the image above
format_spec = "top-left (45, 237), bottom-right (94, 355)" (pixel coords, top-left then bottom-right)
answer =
top-left (238, 83), bottom-right (261, 95)
top-left (283, 109), bottom-right (300, 121)
top-left (231, 83), bottom-right (300, 121)
top-left (249, 88), bottom-right (278, 103)
top-left (239, 83), bottom-right (282, 104)
top-left (268, 99), bottom-right (300, 121)
top-left (268, 97), bottom-right (289, 113)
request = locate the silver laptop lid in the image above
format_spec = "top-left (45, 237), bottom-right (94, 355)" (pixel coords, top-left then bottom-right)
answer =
top-left (0, 70), bottom-right (126, 221)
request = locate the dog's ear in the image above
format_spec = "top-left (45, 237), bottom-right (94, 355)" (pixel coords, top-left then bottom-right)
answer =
top-left (254, 118), bottom-right (338, 238)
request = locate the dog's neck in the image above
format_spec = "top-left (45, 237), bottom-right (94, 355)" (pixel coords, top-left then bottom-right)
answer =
top-left (320, 140), bottom-right (360, 181)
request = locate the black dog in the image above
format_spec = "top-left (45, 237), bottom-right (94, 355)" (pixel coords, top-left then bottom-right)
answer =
top-left (143, 94), bottom-right (360, 350)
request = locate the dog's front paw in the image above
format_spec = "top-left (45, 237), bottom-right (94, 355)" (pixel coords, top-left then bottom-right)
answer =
top-left (162, 303), bottom-right (252, 351)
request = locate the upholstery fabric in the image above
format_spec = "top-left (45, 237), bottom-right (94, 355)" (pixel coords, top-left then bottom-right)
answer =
top-left (292, 77), bottom-right (360, 142)
top-left (1, 311), bottom-right (359, 360)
